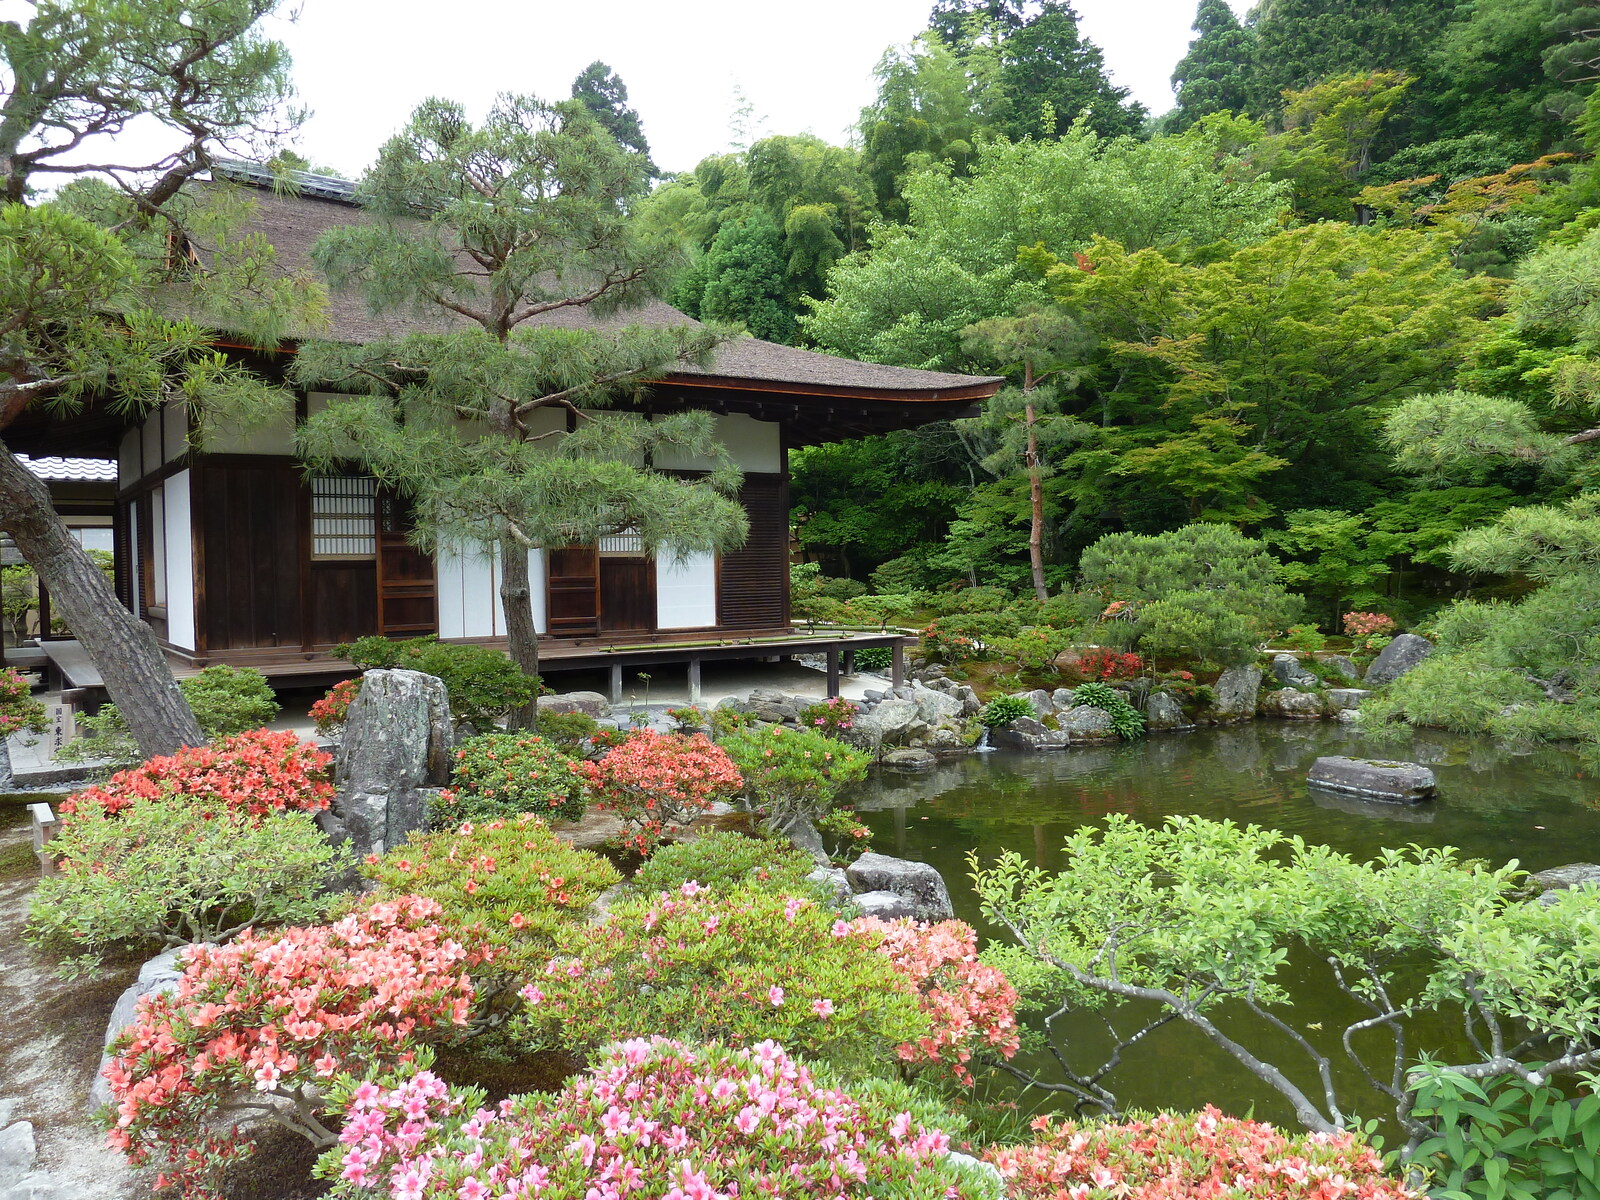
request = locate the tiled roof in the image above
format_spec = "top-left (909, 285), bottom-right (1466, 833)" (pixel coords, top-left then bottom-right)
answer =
top-left (212, 167), bottom-right (1003, 400)
top-left (21, 456), bottom-right (118, 482)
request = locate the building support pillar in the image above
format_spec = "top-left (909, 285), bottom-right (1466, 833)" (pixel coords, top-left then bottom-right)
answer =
top-left (687, 656), bottom-right (702, 707)
top-left (608, 662), bottom-right (622, 706)
top-left (891, 641), bottom-right (906, 688)
top-left (826, 647), bottom-right (841, 699)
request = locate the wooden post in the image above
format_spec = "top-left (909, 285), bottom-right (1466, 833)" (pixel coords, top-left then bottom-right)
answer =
top-left (608, 663), bottom-right (623, 706)
top-left (30, 802), bottom-right (60, 876)
top-left (826, 647), bottom-right (841, 699)
top-left (842, 648), bottom-right (855, 676)
top-left (891, 640), bottom-right (906, 688)
top-left (687, 656), bottom-right (702, 706)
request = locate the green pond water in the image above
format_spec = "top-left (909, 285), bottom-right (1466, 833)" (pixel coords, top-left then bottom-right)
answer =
top-left (850, 721), bottom-right (1600, 1129)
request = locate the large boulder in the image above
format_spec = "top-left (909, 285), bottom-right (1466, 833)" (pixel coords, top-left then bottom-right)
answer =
top-left (1321, 654), bottom-right (1361, 682)
top-left (990, 716), bottom-right (1069, 751)
top-left (853, 891), bottom-right (917, 920)
top-left (910, 683), bottom-right (964, 725)
top-left (1050, 687), bottom-right (1078, 712)
top-left (805, 866), bottom-right (853, 908)
top-left (1530, 862), bottom-right (1600, 906)
top-left (883, 747), bottom-right (937, 771)
top-left (331, 668), bottom-right (453, 858)
top-left (1207, 665), bottom-right (1263, 722)
top-left (537, 690), bottom-right (611, 719)
top-left (88, 949), bottom-right (187, 1113)
top-left (1271, 654), bottom-right (1319, 690)
top-left (1327, 688), bottom-right (1370, 711)
top-left (1364, 634), bottom-right (1434, 686)
top-left (1307, 756), bottom-right (1436, 803)
top-left (1145, 691), bottom-right (1189, 731)
top-left (872, 699), bottom-right (922, 744)
top-left (846, 852), bottom-right (955, 921)
top-left (1059, 704), bottom-right (1117, 741)
top-left (1259, 687), bottom-right (1325, 719)
top-left (839, 709), bottom-right (885, 755)
top-left (1010, 689), bottom-right (1054, 717)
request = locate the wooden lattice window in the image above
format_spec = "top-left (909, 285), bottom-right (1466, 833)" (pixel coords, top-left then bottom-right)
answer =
top-left (310, 475), bottom-right (377, 560)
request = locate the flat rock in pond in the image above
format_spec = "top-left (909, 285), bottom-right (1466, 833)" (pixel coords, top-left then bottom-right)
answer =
top-left (847, 852), bottom-right (955, 921)
top-left (1530, 863), bottom-right (1600, 905)
top-left (882, 747), bottom-right (937, 771)
top-left (1307, 755), bottom-right (1436, 803)
top-left (852, 890), bottom-right (917, 919)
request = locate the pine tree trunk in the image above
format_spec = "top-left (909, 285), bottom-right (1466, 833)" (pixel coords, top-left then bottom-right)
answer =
top-left (0, 442), bottom-right (204, 756)
top-left (1025, 400), bottom-right (1048, 605)
top-left (498, 533), bottom-right (541, 730)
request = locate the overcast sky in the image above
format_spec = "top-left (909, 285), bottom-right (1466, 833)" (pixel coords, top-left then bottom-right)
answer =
top-left (256, 0), bottom-right (1251, 179)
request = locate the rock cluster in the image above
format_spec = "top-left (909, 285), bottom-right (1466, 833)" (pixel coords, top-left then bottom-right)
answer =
top-left (715, 675), bottom-right (982, 761)
top-left (804, 852), bottom-right (956, 922)
top-left (0, 1110), bottom-right (55, 1200)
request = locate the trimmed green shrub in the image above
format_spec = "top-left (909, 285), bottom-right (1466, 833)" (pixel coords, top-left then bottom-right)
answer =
top-left (719, 725), bottom-right (871, 834)
top-left (1072, 681), bottom-right (1145, 740)
top-left (336, 635), bottom-right (538, 730)
top-left (629, 830), bottom-right (816, 897)
top-left (531, 708), bottom-right (600, 754)
top-left (440, 732), bottom-right (585, 824)
top-left (27, 803), bottom-right (348, 978)
top-left (921, 611), bottom-right (1023, 663)
top-left (979, 695), bottom-right (1037, 728)
top-left (63, 665), bottom-right (280, 764)
top-left (852, 646), bottom-right (894, 672)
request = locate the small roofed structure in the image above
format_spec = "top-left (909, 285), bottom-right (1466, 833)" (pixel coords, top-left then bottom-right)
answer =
top-left (5, 166), bottom-right (1004, 701)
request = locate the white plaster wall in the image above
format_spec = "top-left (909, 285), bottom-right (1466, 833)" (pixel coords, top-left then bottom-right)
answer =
top-left (163, 471), bottom-right (196, 650)
top-left (141, 411), bottom-right (162, 473)
top-left (437, 541), bottom-right (548, 637)
top-left (162, 403), bottom-right (187, 463)
top-left (208, 404), bottom-right (295, 455)
top-left (118, 428), bottom-right (141, 488)
top-left (657, 551), bottom-right (717, 629)
top-left (652, 412), bottom-right (780, 473)
top-left (128, 503), bottom-right (141, 614)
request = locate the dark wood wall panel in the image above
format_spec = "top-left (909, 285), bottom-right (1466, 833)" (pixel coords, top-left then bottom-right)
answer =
top-left (309, 563), bottom-right (377, 647)
top-left (718, 474), bottom-right (789, 629)
top-left (201, 464), bottom-right (304, 651)
top-left (600, 559), bottom-right (655, 634)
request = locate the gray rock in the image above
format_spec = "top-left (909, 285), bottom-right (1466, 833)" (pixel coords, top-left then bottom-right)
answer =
top-left (873, 698), bottom-right (922, 742)
top-left (539, 690), bottom-right (612, 719)
top-left (1271, 654), bottom-right (1319, 690)
top-left (1364, 633), bottom-right (1434, 686)
top-left (0, 1122), bottom-right (36, 1190)
top-left (1336, 708), bottom-right (1363, 723)
top-left (847, 852), bottom-right (955, 921)
top-left (1051, 687), bottom-right (1078, 711)
top-left (946, 1151), bottom-right (1006, 1192)
top-left (1, 1173), bottom-right (57, 1200)
top-left (1260, 687), bottom-right (1325, 719)
top-left (806, 866), bottom-right (854, 908)
top-left (784, 816), bottom-right (829, 865)
top-left (1145, 690), bottom-right (1189, 731)
top-left (1022, 689), bottom-right (1056, 716)
top-left (338, 669), bottom-right (453, 792)
top-left (1530, 863), bottom-right (1600, 894)
top-left (839, 709), bottom-right (885, 755)
top-left (1327, 688), bottom-right (1370, 710)
top-left (1321, 654), bottom-right (1361, 682)
top-left (863, 689), bottom-right (885, 703)
top-left (89, 949), bottom-right (188, 1113)
top-left (910, 684), bottom-right (965, 725)
top-left (853, 890), bottom-right (917, 919)
top-left (1208, 665), bottom-right (1263, 722)
top-left (991, 716), bottom-right (1070, 751)
top-left (1059, 704), bottom-right (1117, 740)
top-left (953, 684), bottom-right (983, 717)
top-left (752, 701), bottom-right (801, 724)
top-left (883, 747), bottom-right (938, 770)
top-left (1307, 756), bottom-right (1436, 803)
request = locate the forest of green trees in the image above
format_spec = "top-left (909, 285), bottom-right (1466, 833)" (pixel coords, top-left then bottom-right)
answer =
top-left (584, 0), bottom-right (1600, 744)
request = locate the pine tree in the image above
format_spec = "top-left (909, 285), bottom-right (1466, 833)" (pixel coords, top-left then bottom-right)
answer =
top-left (1170, 0), bottom-right (1260, 129)
top-left (994, 2), bottom-right (1146, 140)
top-left (570, 61), bottom-right (658, 178)
top-left (294, 96), bottom-right (749, 725)
top-left (1251, 0), bottom-right (1457, 103)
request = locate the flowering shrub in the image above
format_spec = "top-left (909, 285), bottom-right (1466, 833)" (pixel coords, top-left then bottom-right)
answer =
top-left (1344, 610), bottom-right (1398, 654)
top-left (1071, 648), bottom-right (1144, 682)
top-left (719, 724), bottom-right (870, 836)
top-left (510, 884), bottom-right (930, 1078)
top-left (921, 611), bottom-right (1021, 663)
top-left (664, 704), bottom-right (706, 732)
top-left (797, 694), bottom-right (858, 734)
top-left (310, 677), bottom-right (360, 737)
top-left (102, 896), bottom-right (482, 1200)
top-left (845, 917), bottom-right (1020, 1084)
top-left (58, 728), bottom-right (333, 821)
top-left (579, 730), bottom-right (743, 854)
top-left (816, 808), bottom-right (874, 863)
top-left (27, 804), bottom-right (348, 977)
top-left (316, 1038), bottom-right (975, 1200)
top-left (442, 732), bottom-right (585, 824)
top-left (628, 829), bottom-right (815, 897)
top-left (0, 665), bottom-right (47, 738)
top-left (362, 816), bottom-right (619, 980)
top-left (987, 1106), bottom-right (1417, 1200)
top-left (993, 627), bottom-right (1075, 674)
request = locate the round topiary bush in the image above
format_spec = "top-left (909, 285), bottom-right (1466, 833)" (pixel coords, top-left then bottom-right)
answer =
top-left (628, 829), bottom-right (816, 896)
top-left (441, 732), bottom-right (586, 824)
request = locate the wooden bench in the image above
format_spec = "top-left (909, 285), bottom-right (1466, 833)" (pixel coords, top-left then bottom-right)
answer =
top-left (37, 639), bottom-right (105, 704)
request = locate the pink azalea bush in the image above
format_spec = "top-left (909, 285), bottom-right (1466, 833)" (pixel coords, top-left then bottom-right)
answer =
top-left (845, 917), bottom-right (1021, 1084)
top-left (0, 665), bottom-right (47, 738)
top-left (102, 895), bottom-right (482, 1200)
top-left (310, 677), bottom-right (361, 736)
top-left (508, 883), bottom-right (931, 1078)
top-left (579, 730), bottom-right (744, 854)
top-left (317, 1038), bottom-right (972, 1200)
top-left (1343, 611), bottom-right (1397, 654)
top-left (60, 728), bottom-right (333, 821)
top-left (987, 1106), bottom-right (1417, 1200)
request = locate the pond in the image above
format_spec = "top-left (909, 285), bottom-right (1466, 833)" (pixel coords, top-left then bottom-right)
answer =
top-left (851, 721), bottom-right (1600, 1129)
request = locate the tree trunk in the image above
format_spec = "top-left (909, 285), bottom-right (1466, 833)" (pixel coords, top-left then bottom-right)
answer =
top-left (1025, 399), bottom-right (1048, 604)
top-left (0, 442), bottom-right (204, 756)
top-left (498, 533), bottom-right (541, 730)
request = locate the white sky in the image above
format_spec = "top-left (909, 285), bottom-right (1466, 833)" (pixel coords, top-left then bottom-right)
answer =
top-left (258, 0), bottom-right (1252, 178)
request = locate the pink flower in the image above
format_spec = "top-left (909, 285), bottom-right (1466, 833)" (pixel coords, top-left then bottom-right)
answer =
top-left (812, 997), bottom-right (835, 1017)
top-left (768, 985), bottom-right (785, 1007)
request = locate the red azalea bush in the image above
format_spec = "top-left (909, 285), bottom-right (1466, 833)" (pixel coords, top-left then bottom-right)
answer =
top-left (0, 665), bottom-right (47, 738)
top-left (102, 895), bottom-right (482, 1200)
top-left (846, 916), bottom-right (1021, 1084)
top-left (59, 728), bottom-right (333, 821)
top-left (1343, 611), bottom-right (1398, 654)
top-left (987, 1106), bottom-right (1417, 1200)
top-left (310, 677), bottom-right (361, 737)
top-left (579, 730), bottom-right (743, 854)
top-left (1073, 648), bottom-right (1144, 682)
top-left (318, 1038), bottom-right (969, 1200)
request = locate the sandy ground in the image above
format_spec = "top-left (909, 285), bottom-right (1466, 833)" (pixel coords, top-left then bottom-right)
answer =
top-left (0, 805), bottom-right (144, 1199)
